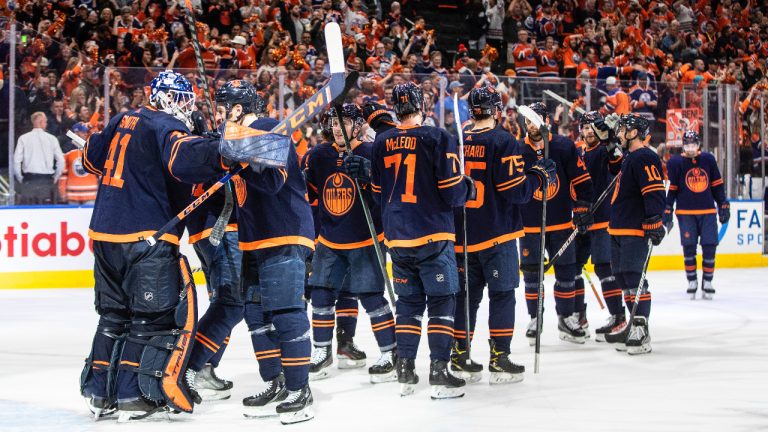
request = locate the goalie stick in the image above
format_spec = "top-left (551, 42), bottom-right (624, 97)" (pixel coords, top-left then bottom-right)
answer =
top-left (147, 22), bottom-right (352, 246)
top-left (453, 93), bottom-right (472, 362)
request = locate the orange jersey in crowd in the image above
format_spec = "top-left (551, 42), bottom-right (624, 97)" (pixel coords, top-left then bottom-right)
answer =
top-left (58, 149), bottom-right (99, 203)
top-left (538, 48), bottom-right (560, 79)
top-left (512, 42), bottom-right (538, 76)
top-left (603, 88), bottom-right (631, 115)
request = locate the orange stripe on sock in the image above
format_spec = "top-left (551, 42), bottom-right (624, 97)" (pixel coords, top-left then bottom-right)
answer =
top-left (396, 329), bottom-right (422, 335)
top-left (427, 329), bottom-right (455, 336)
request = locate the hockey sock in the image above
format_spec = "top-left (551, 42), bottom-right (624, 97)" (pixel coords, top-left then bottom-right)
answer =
top-left (553, 264), bottom-right (577, 316)
top-left (359, 293), bottom-right (396, 352)
top-left (488, 290), bottom-right (515, 352)
top-left (116, 312), bottom-right (174, 401)
top-left (83, 314), bottom-right (128, 398)
top-left (273, 309), bottom-right (312, 391)
top-left (310, 287), bottom-right (337, 347)
top-left (594, 263), bottom-right (624, 316)
top-left (453, 284), bottom-right (484, 348)
top-left (244, 302), bottom-right (282, 382)
top-left (574, 274), bottom-right (586, 313)
top-left (683, 244), bottom-right (698, 282)
top-left (335, 292), bottom-right (359, 338)
top-left (426, 294), bottom-right (456, 362)
top-left (622, 272), bottom-right (651, 318)
top-left (207, 334), bottom-right (230, 368)
top-left (523, 271), bottom-right (540, 317)
top-left (188, 302), bottom-right (243, 371)
top-left (702, 245), bottom-right (716, 282)
top-left (395, 294), bottom-right (426, 359)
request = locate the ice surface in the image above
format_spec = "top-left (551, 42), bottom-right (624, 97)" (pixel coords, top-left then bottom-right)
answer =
top-left (1, 268), bottom-right (767, 432)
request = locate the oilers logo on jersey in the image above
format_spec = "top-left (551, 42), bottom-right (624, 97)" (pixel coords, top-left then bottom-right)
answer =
top-left (72, 156), bottom-right (89, 177)
top-left (685, 167), bottom-right (709, 193)
top-left (233, 176), bottom-right (247, 206)
top-left (323, 173), bottom-right (357, 216)
top-left (532, 173), bottom-right (560, 201)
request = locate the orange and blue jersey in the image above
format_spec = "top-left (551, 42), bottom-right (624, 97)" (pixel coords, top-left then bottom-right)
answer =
top-left (83, 106), bottom-right (225, 245)
top-left (666, 152), bottom-right (725, 214)
top-left (512, 42), bottom-right (538, 77)
top-left (583, 142), bottom-right (622, 229)
top-left (609, 147), bottom-right (666, 237)
top-left (300, 148), bottom-right (320, 237)
top-left (454, 126), bottom-right (533, 253)
top-left (520, 133), bottom-right (593, 233)
top-left (304, 141), bottom-right (383, 249)
top-left (370, 125), bottom-right (468, 248)
top-left (235, 118), bottom-right (315, 251)
top-left (186, 179), bottom-right (238, 244)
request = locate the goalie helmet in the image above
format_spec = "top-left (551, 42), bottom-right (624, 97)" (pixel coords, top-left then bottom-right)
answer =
top-left (149, 70), bottom-right (196, 127)
top-left (392, 82), bottom-right (424, 117)
top-left (617, 113), bottom-right (650, 141)
top-left (469, 85), bottom-right (502, 118)
top-left (215, 80), bottom-right (260, 120)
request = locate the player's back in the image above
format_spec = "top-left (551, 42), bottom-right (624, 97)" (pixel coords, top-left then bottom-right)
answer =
top-left (371, 124), bottom-right (466, 248)
top-left (609, 146), bottom-right (665, 236)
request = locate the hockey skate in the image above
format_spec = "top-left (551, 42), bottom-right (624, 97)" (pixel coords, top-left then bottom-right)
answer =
top-left (525, 317), bottom-right (540, 346)
top-left (184, 369), bottom-right (203, 404)
top-left (557, 314), bottom-right (587, 344)
top-left (396, 357), bottom-right (419, 396)
top-left (701, 280), bottom-right (715, 300)
top-left (687, 280), bottom-right (698, 300)
top-left (276, 385), bottom-right (314, 425)
top-left (84, 395), bottom-right (116, 420)
top-left (626, 316), bottom-right (652, 355)
top-left (194, 364), bottom-right (233, 401)
top-left (604, 319), bottom-right (630, 352)
top-left (309, 345), bottom-right (333, 381)
top-left (450, 340), bottom-right (483, 383)
top-left (336, 328), bottom-right (366, 369)
top-left (429, 359), bottom-right (466, 399)
top-left (488, 339), bottom-right (524, 384)
top-left (116, 397), bottom-right (168, 423)
top-left (243, 374), bottom-right (288, 418)
top-left (578, 309), bottom-right (590, 339)
top-left (595, 314), bottom-right (626, 342)
top-left (369, 350), bottom-right (397, 383)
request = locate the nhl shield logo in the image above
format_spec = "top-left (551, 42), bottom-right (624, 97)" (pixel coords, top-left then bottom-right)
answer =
top-left (144, 291), bottom-right (154, 301)
top-left (323, 173), bottom-right (356, 216)
top-left (436, 274), bottom-right (445, 282)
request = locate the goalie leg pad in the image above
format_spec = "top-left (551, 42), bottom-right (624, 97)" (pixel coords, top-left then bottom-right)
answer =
top-left (81, 313), bottom-right (129, 406)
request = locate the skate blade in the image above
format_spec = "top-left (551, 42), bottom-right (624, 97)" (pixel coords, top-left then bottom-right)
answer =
top-left (243, 406), bottom-right (279, 418)
top-left (558, 331), bottom-right (586, 344)
top-left (701, 292), bottom-right (714, 300)
top-left (583, 330), bottom-right (591, 339)
top-left (594, 333), bottom-right (606, 342)
top-left (337, 356), bottom-right (366, 369)
top-left (489, 372), bottom-right (524, 385)
top-left (450, 370), bottom-right (482, 384)
top-left (309, 369), bottom-right (331, 381)
top-left (279, 407), bottom-right (315, 425)
top-left (198, 388), bottom-right (232, 401)
top-left (614, 343), bottom-right (628, 352)
top-left (430, 385), bottom-right (465, 399)
top-left (369, 371), bottom-right (397, 384)
top-left (627, 344), bottom-right (652, 355)
top-left (527, 337), bottom-right (536, 347)
top-left (116, 408), bottom-right (169, 423)
top-left (399, 383), bottom-right (417, 397)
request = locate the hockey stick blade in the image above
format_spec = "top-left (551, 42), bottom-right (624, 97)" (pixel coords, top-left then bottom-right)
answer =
top-left (67, 130), bottom-right (86, 149)
top-left (325, 22), bottom-right (345, 75)
top-left (518, 105), bottom-right (544, 129)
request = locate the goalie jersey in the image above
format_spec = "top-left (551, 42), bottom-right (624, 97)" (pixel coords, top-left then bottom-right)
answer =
top-left (304, 141), bottom-right (383, 249)
top-left (454, 126), bottom-right (533, 252)
top-left (235, 118), bottom-right (315, 251)
top-left (83, 106), bottom-right (225, 244)
top-left (370, 125), bottom-right (468, 248)
top-left (665, 152), bottom-right (725, 214)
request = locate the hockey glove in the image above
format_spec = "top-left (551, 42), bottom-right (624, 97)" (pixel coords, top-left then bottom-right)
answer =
top-left (573, 200), bottom-right (593, 234)
top-left (526, 158), bottom-right (557, 185)
top-left (718, 201), bottom-right (730, 224)
top-left (191, 111), bottom-right (208, 135)
top-left (643, 215), bottom-right (666, 246)
top-left (462, 175), bottom-right (477, 202)
top-left (342, 155), bottom-right (372, 184)
top-left (662, 206), bottom-right (674, 232)
top-left (606, 138), bottom-right (623, 163)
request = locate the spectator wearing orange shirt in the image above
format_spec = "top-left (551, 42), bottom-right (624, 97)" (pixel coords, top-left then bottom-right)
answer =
top-left (58, 123), bottom-right (98, 205)
top-left (512, 29), bottom-right (538, 77)
top-left (603, 76), bottom-right (630, 115)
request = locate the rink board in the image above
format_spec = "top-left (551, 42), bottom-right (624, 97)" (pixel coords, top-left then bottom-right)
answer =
top-left (0, 201), bottom-right (764, 289)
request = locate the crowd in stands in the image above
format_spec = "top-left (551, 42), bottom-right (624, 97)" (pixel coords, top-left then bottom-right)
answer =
top-left (0, 0), bottom-right (767, 202)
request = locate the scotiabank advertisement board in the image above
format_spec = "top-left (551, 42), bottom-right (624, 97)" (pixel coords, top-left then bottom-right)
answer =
top-left (0, 202), bottom-right (764, 289)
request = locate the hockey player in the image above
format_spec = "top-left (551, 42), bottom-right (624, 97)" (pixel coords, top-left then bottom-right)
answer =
top-left (363, 82), bottom-right (474, 399)
top-left (229, 80), bottom-right (315, 424)
top-left (664, 131), bottom-right (730, 299)
top-left (519, 102), bottom-right (594, 345)
top-left (450, 86), bottom-right (555, 384)
top-left (79, 71), bottom-right (229, 421)
top-left (604, 114), bottom-right (666, 355)
top-left (304, 103), bottom-right (397, 383)
top-left (574, 111), bottom-right (625, 341)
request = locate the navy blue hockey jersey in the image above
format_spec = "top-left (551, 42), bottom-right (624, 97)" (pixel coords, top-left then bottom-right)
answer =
top-left (666, 152), bottom-right (725, 215)
top-left (305, 141), bottom-right (383, 249)
top-left (300, 148), bottom-right (321, 238)
top-left (520, 133), bottom-right (593, 233)
top-left (186, 179), bottom-right (239, 244)
top-left (609, 146), bottom-right (666, 236)
top-left (83, 106), bottom-right (224, 244)
top-left (236, 118), bottom-right (315, 251)
top-left (370, 125), bottom-right (468, 248)
top-left (454, 126), bottom-right (533, 252)
top-left (582, 142), bottom-right (622, 229)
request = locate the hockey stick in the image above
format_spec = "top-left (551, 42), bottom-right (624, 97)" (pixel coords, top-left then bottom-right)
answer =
top-left (518, 105), bottom-right (548, 374)
top-left (543, 90), bottom-right (586, 116)
top-left (147, 24), bottom-right (352, 246)
top-left (67, 130), bottom-right (86, 149)
top-left (582, 269), bottom-right (605, 310)
top-left (453, 93), bottom-right (472, 361)
top-left (625, 239), bottom-right (654, 337)
top-left (542, 172), bottom-right (620, 272)
top-left (179, 0), bottom-right (232, 247)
